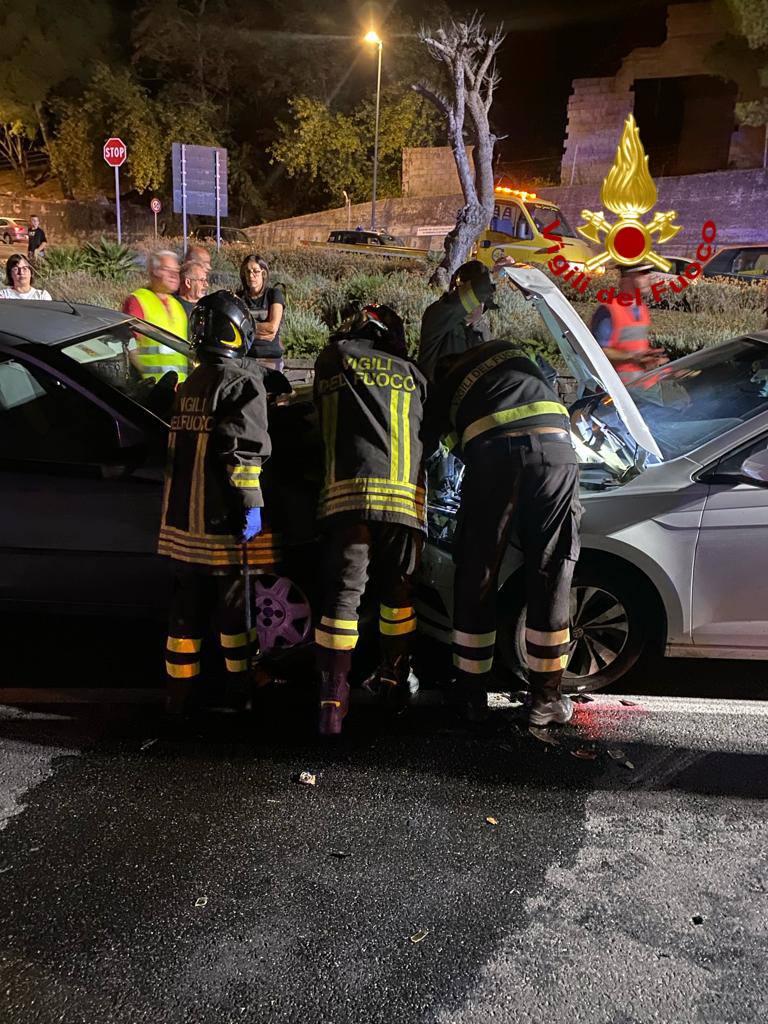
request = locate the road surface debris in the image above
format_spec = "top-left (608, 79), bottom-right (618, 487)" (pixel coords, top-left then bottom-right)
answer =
top-left (410, 929), bottom-right (429, 944)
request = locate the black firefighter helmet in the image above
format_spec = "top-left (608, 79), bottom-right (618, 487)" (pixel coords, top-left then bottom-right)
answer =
top-left (189, 290), bottom-right (255, 361)
top-left (332, 302), bottom-right (407, 357)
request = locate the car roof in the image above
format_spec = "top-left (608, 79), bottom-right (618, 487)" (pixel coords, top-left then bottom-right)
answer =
top-left (712, 243), bottom-right (768, 250)
top-left (0, 301), bottom-right (133, 346)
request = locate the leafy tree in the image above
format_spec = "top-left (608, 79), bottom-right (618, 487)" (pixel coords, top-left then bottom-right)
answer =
top-left (50, 65), bottom-right (218, 197)
top-left (270, 90), bottom-right (441, 207)
top-left (719, 0), bottom-right (768, 127)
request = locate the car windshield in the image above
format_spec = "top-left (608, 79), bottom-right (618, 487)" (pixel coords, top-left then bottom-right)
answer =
top-left (587, 337), bottom-right (768, 461)
top-left (59, 321), bottom-right (190, 417)
top-left (526, 203), bottom-right (576, 239)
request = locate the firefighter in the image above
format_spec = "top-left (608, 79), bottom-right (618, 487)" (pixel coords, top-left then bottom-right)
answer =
top-left (418, 260), bottom-right (496, 383)
top-left (313, 304), bottom-right (428, 736)
top-left (424, 339), bottom-right (582, 726)
top-left (158, 290), bottom-right (278, 714)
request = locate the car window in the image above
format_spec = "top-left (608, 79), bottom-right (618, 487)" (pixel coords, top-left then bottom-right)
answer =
top-left (60, 324), bottom-right (189, 419)
top-left (704, 249), bottom-right (737, 275)
top-left (0, 356), bottom-right (119, 463)
top-left (526, 203), bottom-right (576, 239)
top-left (489, 203), bottom-right (519, 237)
top-left (621, 338), bottom-right (768, 459)
top-left (709, 434), bottom-right (768, 479)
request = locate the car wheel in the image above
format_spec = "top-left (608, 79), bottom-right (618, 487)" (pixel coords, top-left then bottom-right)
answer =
top-left (2, 234), bottom-right (11, 244)
top-left (496, 562), bottom-right (650, 693)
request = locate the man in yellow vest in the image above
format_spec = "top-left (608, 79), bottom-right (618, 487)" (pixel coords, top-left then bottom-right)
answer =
top-left (122, 250), bottom-right (189, 382)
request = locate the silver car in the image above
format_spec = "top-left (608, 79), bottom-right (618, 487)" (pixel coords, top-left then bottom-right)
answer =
top-left (419, 266), bottom-right (768, 692)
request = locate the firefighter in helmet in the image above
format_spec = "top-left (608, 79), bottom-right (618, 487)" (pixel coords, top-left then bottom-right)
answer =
top-left (159, 290), bottom-right (278, 714)
top-left (313, 304), bottom-right (428, 736)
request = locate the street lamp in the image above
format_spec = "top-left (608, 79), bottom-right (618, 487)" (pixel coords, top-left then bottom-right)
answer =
top-left (363, 30), bottom-right (383, 232)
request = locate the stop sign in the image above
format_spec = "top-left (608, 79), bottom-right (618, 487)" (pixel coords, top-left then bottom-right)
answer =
top-left (103, 138), bottom-right (127, 167)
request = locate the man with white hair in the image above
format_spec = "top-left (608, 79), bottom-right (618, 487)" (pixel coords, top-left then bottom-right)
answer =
top-left (122, 250), bottom-right (189, 382)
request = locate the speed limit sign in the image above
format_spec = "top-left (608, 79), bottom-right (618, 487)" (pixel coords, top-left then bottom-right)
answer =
top-left (150, 198), bottom-right (162, 214)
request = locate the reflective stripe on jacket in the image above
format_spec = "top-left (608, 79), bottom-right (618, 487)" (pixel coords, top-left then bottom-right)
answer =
top-left (607, 301), bottom-right (651, 377)
top-left (132, 288), bottom-right (190, 381)
top-left (313, 337), bottom-right (428, 531)
top-left (423, 340), bottom-right (570, 458)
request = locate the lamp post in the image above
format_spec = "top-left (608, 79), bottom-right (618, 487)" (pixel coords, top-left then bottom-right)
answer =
top-left (364, 30), bottom-right (383, 232)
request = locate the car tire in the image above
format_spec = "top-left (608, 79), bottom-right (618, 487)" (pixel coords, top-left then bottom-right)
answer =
top-left (495, 561), bottom-right (652, 694)
top-left (2, 234), bottom-right (11, 245)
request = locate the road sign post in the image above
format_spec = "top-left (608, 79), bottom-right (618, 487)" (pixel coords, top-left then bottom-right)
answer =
top-left (103, 138), bottom-right (127, 244)
top-left (172, 143), bottom-right (228, 251)
top-left (150, 197), bottom-right (162, 240)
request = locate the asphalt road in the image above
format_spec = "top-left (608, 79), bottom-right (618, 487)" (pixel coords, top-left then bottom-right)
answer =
top-left (0, 620), bottom-right (767, 1024)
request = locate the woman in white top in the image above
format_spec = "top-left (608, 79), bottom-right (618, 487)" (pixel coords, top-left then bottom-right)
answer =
top-left (0, 253), bottom-right (52, 300)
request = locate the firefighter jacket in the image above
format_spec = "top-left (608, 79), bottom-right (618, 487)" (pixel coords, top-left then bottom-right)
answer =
top-left (418, 283), bottom-right (490, 382)
top-left (313, 337), bottom-right (428, 532)
top-left (158, 355), bottom-right (274, 570)
top-left (423, 340), bottom-right (570, 458)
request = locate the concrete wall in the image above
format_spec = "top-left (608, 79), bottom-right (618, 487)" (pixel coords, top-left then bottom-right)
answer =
top-left (402, 146), bottom-right (473, 198)
top-left (244, 167), bottom-right (768, 252)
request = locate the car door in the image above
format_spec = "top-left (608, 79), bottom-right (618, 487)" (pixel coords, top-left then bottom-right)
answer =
top-left (0, 351), bottom-right (171, 616)
top-left (692, 433), bottom-right (768, 649)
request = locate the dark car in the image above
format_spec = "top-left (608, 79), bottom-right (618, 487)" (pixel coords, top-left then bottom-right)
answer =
top-left (702, 244), bottom-right (768, 281)
top-left (193, 225), bottom-right (250, 245)
top-left (327, 230), bottom-right (405, 247)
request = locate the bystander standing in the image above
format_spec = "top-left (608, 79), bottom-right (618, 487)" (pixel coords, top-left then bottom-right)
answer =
top-left (177, 260), bottom-right (209, 316)
top-left (27, 216), bottom-right (47, 262)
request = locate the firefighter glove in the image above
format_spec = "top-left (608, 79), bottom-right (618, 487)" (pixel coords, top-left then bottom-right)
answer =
top-left (241, 507), bottom-right (262, 541)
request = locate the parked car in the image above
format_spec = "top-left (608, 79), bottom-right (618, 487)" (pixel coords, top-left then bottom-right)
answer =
top-left (327, 229), bottom-right (405, 247)
top-left (703, 244), bottom-right (768, 281)
top-left (3, 271), bottom-right (768, 694)
top-left (193, 225), bottom-right (250, 244)
top-left (0, 218), bottom-right (28, 244)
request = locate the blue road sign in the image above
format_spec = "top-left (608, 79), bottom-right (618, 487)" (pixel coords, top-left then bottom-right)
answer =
top-left (172, 144), bottom-right (228, 217)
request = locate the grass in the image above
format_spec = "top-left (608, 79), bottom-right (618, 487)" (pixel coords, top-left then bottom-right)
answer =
top-left (31, 241), bottom-right (767, 364)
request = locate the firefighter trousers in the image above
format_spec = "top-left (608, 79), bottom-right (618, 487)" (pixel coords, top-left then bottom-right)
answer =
top-left (452, 433), bottom-right (581, 702)
top-left (315, 521), bottom-right (424, 676)
top-left (165, 562), bottom-right (258, 684)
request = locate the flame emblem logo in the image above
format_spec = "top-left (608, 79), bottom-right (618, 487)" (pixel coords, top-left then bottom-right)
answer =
top-left (577, 115), bottom-right (680, 272)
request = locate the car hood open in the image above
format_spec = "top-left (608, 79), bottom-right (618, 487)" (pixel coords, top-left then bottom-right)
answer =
top-left (501, 265), bottom-right (663, 461)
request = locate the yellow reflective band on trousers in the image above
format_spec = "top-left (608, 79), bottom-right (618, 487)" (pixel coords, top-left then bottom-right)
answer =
top-left (220, 630), bottom-right (258, 648)
top-left (526, 626), bottom-right (570, 646)
top-left (452, 654), bottom-right (494, 674)
top-left (315, 629), bottom-right (359, 651)
top-left (225, 657), bottom-right (249, 673)
top-left (380, 605), bottom-right (415, 622)
top-left (453, 629), bottom-right (496, 648)
top-left (321, 616), bottom-right (358, 630)
top-left (462, 402), bottom-right (569, 445)
top-left (527, 653), bottom-right (570, 672)
top-left (166, 636), bottom-right (202, 654)
top-left (380, 619), bottom-right (417, 636)
top-left (165, 661), bottom-right (200, 678)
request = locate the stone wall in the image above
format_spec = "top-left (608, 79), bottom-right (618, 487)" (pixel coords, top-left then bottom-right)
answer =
top-left (0, 192), bottom-right (157, 242)
top-left (244, 167), bottom-right (768, 253)
top-left (244, 194), bottom-right (466, 250)
top-left (540, 168), bottom-right (768, 251)
top-left (401, 146), bottom-right (473, 198)
top-left (561, 2), bottom-right (746, 185)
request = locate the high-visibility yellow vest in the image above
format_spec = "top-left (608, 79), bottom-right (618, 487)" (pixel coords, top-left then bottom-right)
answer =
top-left (131, 288), bottom-right (189, 382)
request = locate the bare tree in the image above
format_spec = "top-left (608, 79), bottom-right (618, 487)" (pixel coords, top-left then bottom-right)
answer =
top-left (414, 15), bottom-right (505, 287)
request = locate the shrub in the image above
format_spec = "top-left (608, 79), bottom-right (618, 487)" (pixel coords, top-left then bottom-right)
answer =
top-left (38, 246), bottom-right (90, 276)
top-left (281, 307), bottom-right (328, 358)
top-left (82, 238), bottom-right (138, 280)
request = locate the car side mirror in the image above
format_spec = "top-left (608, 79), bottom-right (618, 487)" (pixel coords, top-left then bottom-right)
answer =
top-left (741, 448), bottom-right (768, 486)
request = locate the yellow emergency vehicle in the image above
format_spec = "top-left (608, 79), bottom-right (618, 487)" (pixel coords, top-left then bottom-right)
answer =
top-left (475, 187), bottom-right (596, 270)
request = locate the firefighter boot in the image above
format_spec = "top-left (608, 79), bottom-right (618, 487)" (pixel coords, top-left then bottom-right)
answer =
top-left (165, 679), bottom-right (194, 717)
top-left (449, 672), bottom-right (489, 723)
top-left (318, 671), bottom-right (350, 737)
top-left (378, 654), bottom-right (419, 712)
top-left (528, 672), bottom-right (573, 726)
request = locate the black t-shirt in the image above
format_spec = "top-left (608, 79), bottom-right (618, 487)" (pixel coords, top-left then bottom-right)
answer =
top-left (28, 227), bottom-right (47, 254)
top-left (240, 285), bottom-right (286, 359)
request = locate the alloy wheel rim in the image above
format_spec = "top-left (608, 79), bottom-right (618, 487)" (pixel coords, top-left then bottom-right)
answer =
top-left (564, 585), bottom-right (630, 680)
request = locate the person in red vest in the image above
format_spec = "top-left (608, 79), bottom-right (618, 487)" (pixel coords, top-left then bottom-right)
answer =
top-left (590, 265), bottom-right (667, 383)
